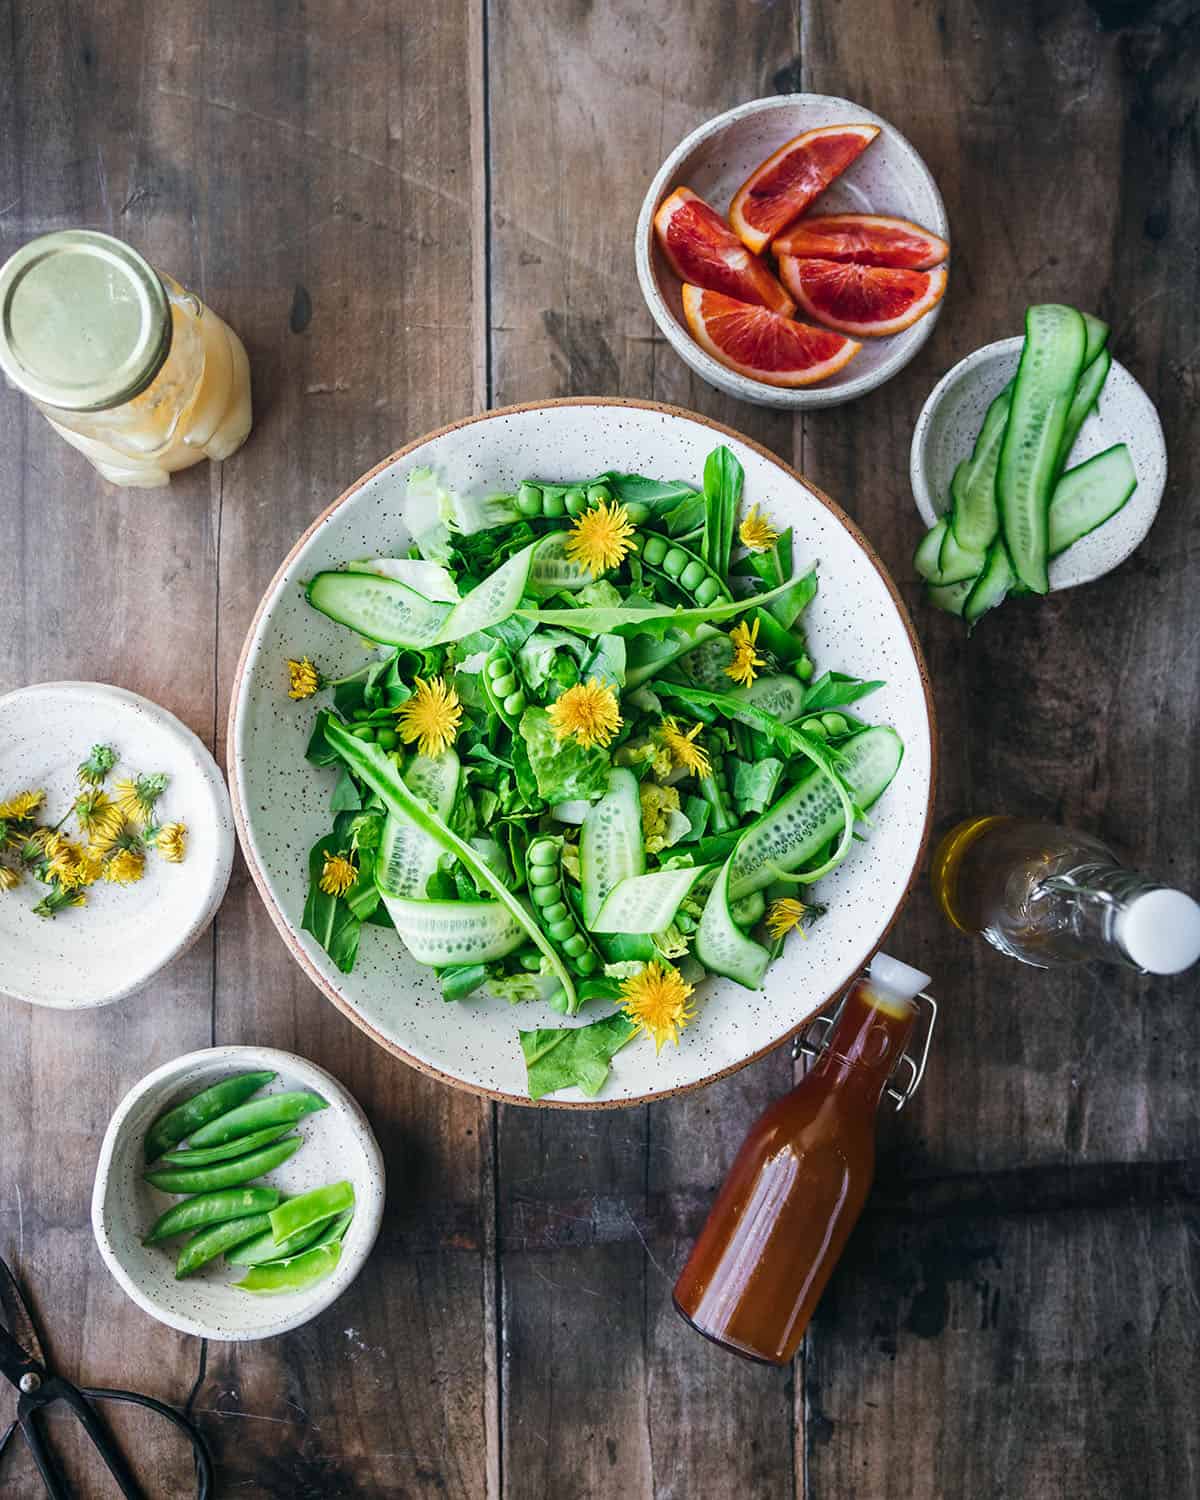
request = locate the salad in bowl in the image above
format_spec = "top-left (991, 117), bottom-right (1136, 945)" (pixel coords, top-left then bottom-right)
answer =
top-left (230, 400), bottom-right (933, 1105)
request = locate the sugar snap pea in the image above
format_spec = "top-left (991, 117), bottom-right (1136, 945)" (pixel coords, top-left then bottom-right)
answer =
top-left (186, 1090), bottom-right (328, 1149)
top-left (144, 1186), bottom-right (281, 1244)
top-left (633, 532), bottom-right (730, 608)
top-left (159, 1123), bottom-right (295, 1168)
top-left (227, 1207), bottom-right (355, 1268)
top-left (483, 646), bottom-right (526, 725)
top-left (269, 1180), bottom-right (355, 1244)
top-left (145, 1134), bottom-right (302, 1193)
top-left (176, 1212), bottom-right (275, 1279)
top-left (525, 836), bottom-right (601, 976)
top-left (143, 1070), bottom-right (276, 1163)
top-left (233, 1240), bottom-right (343, 1296)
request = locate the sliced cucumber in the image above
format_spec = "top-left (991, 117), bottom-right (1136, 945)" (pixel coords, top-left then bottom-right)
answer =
top-left (1048, 443), bottom-right (1136, 553)
top-left (1056, 347), bottom-right (1110, 476)
top-left (591, 865), bottom-right (714, 934)
top-left (624, 624), bottom-right (723, 691)
top-left (949, 387), bottom-right (1009, 553)
top-left (695, 857), bottom-right (770, 989)
top-left (307, 571), bottom-right (450, 648)
top-left (997, 304), bottom-right (1087, 594)
top-left (963, 542), bottom-right (1013, 626)
top-left (936, 524), bottom-right (987, 585)
top-left (729, 674), bottom-right (806, 724)
top-left (526, 530), bottom-right (593, 594)
top-left (927, 579), bottom-right (974, 617)
top-left (914, 519), bottom-right (949, 582)
top-left (377, 751), bottom-right (460, 900)
top-left (727, 726), bottom-right (903, 901)
top-left (580, 769), bottom-right (645, 926)
top-left (381, 896), bottom-right (526, 964)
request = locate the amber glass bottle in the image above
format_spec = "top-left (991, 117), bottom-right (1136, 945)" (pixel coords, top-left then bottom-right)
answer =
top-left (674, 955), bottom-right (930, 1365)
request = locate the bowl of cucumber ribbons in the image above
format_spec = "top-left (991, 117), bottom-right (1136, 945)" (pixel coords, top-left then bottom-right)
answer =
top-left (229, 399), bottom-right (935, 1105)
top-left (911, 304), bottom-right (1167, 622)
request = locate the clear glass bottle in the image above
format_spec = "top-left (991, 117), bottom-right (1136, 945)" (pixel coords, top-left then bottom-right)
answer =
top-left (673, 955), bottom-right (932, 1365)
top-left (932, 816), bottom-right (1200, 974)
top-left (0, 230), bottom-right (252, 488)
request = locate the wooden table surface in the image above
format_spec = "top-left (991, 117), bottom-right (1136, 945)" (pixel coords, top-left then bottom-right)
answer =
top-left (2, 2), bottom-right (1198, 1496)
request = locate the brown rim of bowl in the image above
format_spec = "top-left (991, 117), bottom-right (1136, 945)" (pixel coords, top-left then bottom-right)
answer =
top-left (227, 396), bottom-right (938, 1109)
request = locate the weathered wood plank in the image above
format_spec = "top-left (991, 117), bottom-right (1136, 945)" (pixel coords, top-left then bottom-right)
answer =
top-left (799, 1), bottom-right (1200, 1495)
top-left (487, 1), bottom-right (804, 1495)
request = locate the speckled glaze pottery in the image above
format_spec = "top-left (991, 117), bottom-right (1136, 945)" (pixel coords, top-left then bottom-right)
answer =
top-left (910, 337), bottom-right (1167, 589)
top-left (635, 95), bottom-right (949, 409)
top-left (229, 399), bottom-right (936, 1106)
top-left (0, 681), bottom-right (234, 1008)
top-left (92, 1047), bottom-right (385, 1341)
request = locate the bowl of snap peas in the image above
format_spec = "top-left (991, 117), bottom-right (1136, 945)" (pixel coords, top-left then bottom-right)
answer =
top-left (91, 1046), bottom-right (385, 1340)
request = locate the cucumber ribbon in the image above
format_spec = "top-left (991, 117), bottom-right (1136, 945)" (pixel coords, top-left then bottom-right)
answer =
top-left (322, 718), bottom-right (579, 1011)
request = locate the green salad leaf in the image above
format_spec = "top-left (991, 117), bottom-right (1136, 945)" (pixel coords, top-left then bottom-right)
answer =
top-left (801, 671), bottom-right (885, 712)
top-left (301, 834), bottom-right (362, 974)
top-left (518, 708), bottom-right (611, 802)
top-left (521, 570), bottom-right (802, 640)
top-left (519, 1011), bottom-right (637, 1099)
top-left (702, 445), bottom-right (743, 579)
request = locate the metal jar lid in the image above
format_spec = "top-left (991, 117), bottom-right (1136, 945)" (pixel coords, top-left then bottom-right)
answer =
top-left (0, 230), bottom-right (171, 411)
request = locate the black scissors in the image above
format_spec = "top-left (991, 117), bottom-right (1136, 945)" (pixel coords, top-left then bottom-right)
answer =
top-left (0, 1253), bottom-right (213, 1498)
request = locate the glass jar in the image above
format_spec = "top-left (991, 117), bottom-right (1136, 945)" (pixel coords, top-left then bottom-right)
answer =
top-left (0, 230), bottom-right (252, 488)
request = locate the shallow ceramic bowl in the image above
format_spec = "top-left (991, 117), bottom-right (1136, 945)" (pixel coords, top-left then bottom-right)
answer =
top-left (910, 337), bottom-right (1168, 589)
top-left (229, 399), bottom-right (935, 1106)
top-left (92, 1047), bottom-right (385, 1341)
top-left (0, 682), bottom-right (234, 1008)
top-left (635, 95), bottom-right (949, 410)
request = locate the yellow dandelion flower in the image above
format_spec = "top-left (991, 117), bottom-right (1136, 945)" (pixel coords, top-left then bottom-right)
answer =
top-left (74, 789), bottom-right (124, 845)
top-left (46, 836), bottom-right (89, 890)
top-left (154, 822), bottom-right (188, 863)
top-left (319, 849), bottom-right (358, 898)
top-left (21, 826), bottom-right (54, 856)
top-left (80, 844), bottom-right (107, 883)
top-left (619, 961), bottom-right (697, 1054)
top-left (396, 676), bottom-right (463, 759)
top-left (104, 847), bottom-right (145, 885)
top-left (0, 864), bottom-right (21, 892)
top-left (765, 898), bottom-right (809, 941)
top-left (657, 717), bottom-right (712, 779)
top-left (77, 744), bottom-right (117, 786)
top-left (724, 617), bottom-right (765, 688)
top-left (739, 504), bottom-right (780, 553)
top-left (547, 678), bottom-right (622, 750)
top-left (288, 656), bottom-right (321, 701)
top-left (564, 499), bottom-right (637, 577)
top-left (0, 789), bottom-right (45, 821)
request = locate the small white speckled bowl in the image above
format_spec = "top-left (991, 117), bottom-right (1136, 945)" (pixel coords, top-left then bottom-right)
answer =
top-left (0, 682), bottom-right (234, 1008)
top-left (910, 337), bottom-right (1168, 589)
top-left (91, 1047), bottom-right (385, 1341)
top-left (635, 95), bottom-right (949, 409)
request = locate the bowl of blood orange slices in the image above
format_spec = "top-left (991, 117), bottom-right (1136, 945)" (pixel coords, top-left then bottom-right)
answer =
top-left (636, 95), bottom-right (949, 409)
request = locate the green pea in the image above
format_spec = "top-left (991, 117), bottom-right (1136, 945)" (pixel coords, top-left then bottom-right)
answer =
top-left (486, 654), bottom-right (511, 680)
top-left (528, 840), bottom-right (559, 866)
top-left (548, 919), bottom-right (574, 942)
top-left (517, 482), bottom-right (543, 516)
top-left (804, 718), bottom-right (829, 739)
top-left (520, 950), bottom-right (545, 971)
top-left (542, 492), bottom-right (566, 518)
top-left (350, 724), bottom-right (375, 741)
top-left (234, 1242), bottom-right (343, 1296)
top-left (144, 1071), bottom-right (276, 1163)
top-left (176, 1212), bottom-right (275, 1279)
top-left (795, 653), bottom-right (814, 681)
top-left (586, 483), bottom-right (612, 507)
top-left (679, 559), bottom-right (707, 591)
top-left (574, 952), bottom-right (600, 975)
top-left (562, 933), bottom-right (587, 959)
top-left (531, 883), bottom-right (558, 907)
top-left (529, 864), bottom-right (559, 888)
top-left (821, 713), bottom-right (849, 736)
top-left (375, 728), bottom-right (398, 751)
top-left (144, 1187), bottom-right (282, 1245)
top-left (542, 901), bottom-right (569, 924)
top-left (491, 672), bottom-right (517, 697)
top-left (565, 486), bottom-right (588, 516)
top-left (623, 501), bottom-right (651, 525)
top-left (145, 1135), bottom-right (303, 1194)
top-left (661, 548), bottom-right (688, 579)
top-left (642, 534), bottom-right (669, 566)
top-left (694, 577), bottom-right (721, 607)
top-left (187, 1090), bottom-right (328, 1150)
top-left (503, 692), bottom-right (526, 718)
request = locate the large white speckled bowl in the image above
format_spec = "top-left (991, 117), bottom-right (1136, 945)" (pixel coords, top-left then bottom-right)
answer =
top-left (229, 399), bottom-right (935, 1106)
top-left (635, 95), bottom-right (949, 409)
top-left (92, 1047), bottom-right (385, 1341)
top-left (910, 336), bottom-right (1168, 589)
top-left (0, 682), bottom-right (234, 1008)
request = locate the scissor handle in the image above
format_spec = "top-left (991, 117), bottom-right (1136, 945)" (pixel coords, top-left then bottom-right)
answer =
top-left (18, 1376), bottom-right (147, 1500)
top-left (84, 1388), bottom-right (214, 1500)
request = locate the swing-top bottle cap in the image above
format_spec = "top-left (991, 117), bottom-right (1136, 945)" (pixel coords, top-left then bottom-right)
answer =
top-left (867, 953), bottom-right (932, 1005)
top-left (1115, 889), bottom-right (1200, 975)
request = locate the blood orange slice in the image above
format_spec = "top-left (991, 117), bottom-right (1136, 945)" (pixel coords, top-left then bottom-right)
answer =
top-left (777, 256), bottom-right (948, 338)
top-left (654, 187), bottom-right (795, 315)
top-left (729, 124), bottom-right (880, 254)
top-left (772, 213), bottom-right (949, 270)
top-left (681, 284), bottom-right (861, 388)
